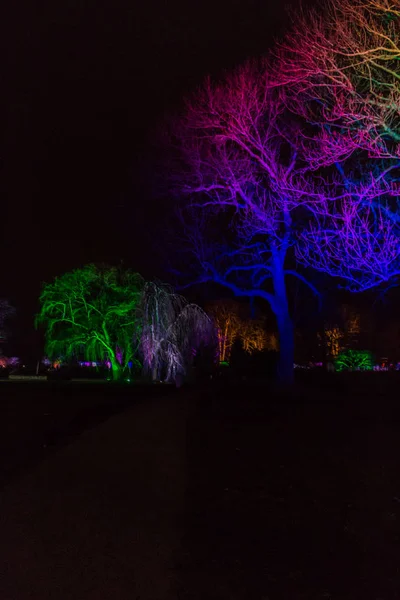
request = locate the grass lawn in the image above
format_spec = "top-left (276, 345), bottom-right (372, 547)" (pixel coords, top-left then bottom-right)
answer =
top-left (1, 375), bottom-right (400, 598)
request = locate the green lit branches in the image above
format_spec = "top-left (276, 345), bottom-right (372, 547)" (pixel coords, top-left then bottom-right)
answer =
top-left (335, 349), bottom-right (373, 372)
top-left (36, 265), bottom-right (144, 380)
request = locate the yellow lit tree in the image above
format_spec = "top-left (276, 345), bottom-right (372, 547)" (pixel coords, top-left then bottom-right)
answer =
top-left (324, 326), bottom-right (343, 359)
top-left (241, 320), bottom-right (278, 354)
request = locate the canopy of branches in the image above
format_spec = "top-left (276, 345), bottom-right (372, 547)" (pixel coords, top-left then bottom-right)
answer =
top-left (36, 265), bottom-right (144, 377)
top-left (36, 266), bottom-right (215, 381)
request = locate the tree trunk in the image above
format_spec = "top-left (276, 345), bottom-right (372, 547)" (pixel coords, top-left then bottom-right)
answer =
top-left (276, 310), bottom-right (294, 384)
top-left (110, 358), bottom-right (122, 381)
top-left (272, 253), bottom-right (294, 385)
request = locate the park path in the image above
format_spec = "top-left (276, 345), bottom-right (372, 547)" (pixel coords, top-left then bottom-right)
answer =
top-left (0, 394), bottom-right (191, 600)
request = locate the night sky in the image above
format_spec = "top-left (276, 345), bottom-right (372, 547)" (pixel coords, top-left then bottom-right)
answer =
top-left (2, 0), bottom-right (316, 352)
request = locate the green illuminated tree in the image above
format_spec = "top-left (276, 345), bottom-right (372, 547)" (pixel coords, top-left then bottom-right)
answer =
top-left (36, 265), bottom-right (144, 380)
top-left (335, 349), bottom-right (373, 372)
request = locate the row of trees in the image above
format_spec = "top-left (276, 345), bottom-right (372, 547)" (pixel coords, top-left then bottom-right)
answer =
top-left (33, 263), bottom-right (400, 379)
top-left (36, 265), bottom-right (286, 381)
top-left (207, 299), bottom-right (277, 362)
top-left (36, 265), bottom-right (215, 381)
top-left (8, 263), bottom-right (397, 379)
top-left (169, 0), bottom-right (400, 382)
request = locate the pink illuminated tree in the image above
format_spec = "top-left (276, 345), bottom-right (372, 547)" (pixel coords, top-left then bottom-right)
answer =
top-left (275, 0), bottom-right (400, 288)
top-left (172, 63), bottom-right (324, 382)
top-left (171, 57), bottom-right (400, 382)
top-left (279, 0), bottom-right (400, 153)
top-left (278, 0), bottom-right (400, 222)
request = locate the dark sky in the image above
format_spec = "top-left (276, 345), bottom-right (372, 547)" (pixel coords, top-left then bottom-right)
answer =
top-left (1, 0), bottom-right (313, 345)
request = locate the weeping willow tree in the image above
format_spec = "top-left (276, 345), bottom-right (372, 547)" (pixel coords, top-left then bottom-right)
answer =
top-left (36, 265), bottom-right (144, 380)
top-left (139, 281), bottom-right (215, 382)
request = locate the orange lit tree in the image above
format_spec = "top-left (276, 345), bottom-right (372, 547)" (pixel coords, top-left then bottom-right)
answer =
top-left (207, 300), bottom-right (277, 362)
top-left (207, 300), bottom-right (242, 363)
top-left (320, 305), bottom-right (362, 359)
top-left (323, 326), bottom-right (343, 359)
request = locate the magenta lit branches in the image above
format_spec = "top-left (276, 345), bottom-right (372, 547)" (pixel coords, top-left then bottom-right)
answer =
top-left (139, 281), bottom-right (215, 383)
top-left (171, 45), bottom-right (400, 381)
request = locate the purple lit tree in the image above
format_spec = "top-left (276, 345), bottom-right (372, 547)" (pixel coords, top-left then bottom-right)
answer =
top-left (139, 281), bottom-right (215, 383)
top-left (0, 356), bottom-right (20, 371)
top-left (277, 0), bottom-right (400, 290)
top-left (171, 59), bottom-right (400, 382)
top-left (279, 0), bottom-right (400, 157)
top-left (171, 63), bottom-right (326, 382)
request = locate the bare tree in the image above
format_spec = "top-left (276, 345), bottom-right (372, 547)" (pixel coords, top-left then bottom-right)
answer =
top-left (170, 16), bottom-right (400, 381)
top-left (206, 300), bottom-right (243, 363)
top-left (171, 62), bottom-right (329, 382)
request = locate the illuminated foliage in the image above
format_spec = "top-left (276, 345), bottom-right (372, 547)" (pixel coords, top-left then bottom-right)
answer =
top-left (335, 349), bottom-right (373, 372)
top-left (0, 356), bottom-right (19, 369)
top-left (36, 265), bottom-right (144, 380)
top-left (139, 281), bottom-right (215, 382)
top-left (323, 327), bottom-right (343, 359)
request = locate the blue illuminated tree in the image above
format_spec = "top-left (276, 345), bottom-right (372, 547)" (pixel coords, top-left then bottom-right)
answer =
top-left (171, 60), bottom-right (400, 383)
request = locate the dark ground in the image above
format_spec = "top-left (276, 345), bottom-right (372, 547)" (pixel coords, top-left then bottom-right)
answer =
top-left (1, 375), bottom-right (400, 599)
top-left (0, 380), bottom-right (176, 488)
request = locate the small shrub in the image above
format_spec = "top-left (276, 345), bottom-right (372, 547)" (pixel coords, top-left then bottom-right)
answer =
top-left (335, 349), bottom-right (373, 372)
